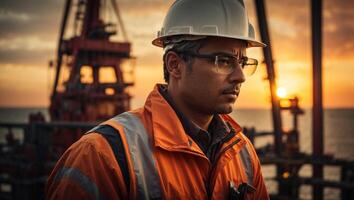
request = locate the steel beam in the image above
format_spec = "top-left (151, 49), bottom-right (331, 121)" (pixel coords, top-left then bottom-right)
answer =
top-left (254, 0), bottom-right (283, 158)
top-left (311, 0), bottom-right (324, 199)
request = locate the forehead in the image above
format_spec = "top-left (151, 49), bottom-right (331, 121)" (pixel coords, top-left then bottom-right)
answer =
top-left (200, 37), bottom-right (246, 54)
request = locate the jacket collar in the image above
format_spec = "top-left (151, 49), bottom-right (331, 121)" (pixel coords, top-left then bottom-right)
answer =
top-left (146, 84), bottom-right (243, 151)
top-left (146, 84), bottom-right (190, 150)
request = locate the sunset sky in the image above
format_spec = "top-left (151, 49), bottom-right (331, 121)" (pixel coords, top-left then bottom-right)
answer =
top-left (0, 0), bottom-right (353, 109)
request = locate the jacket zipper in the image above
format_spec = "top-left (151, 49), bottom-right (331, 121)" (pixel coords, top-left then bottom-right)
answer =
top-left (156, 129), bottom-right (241, 199)
top-left (206, 131), bottom-right (241, 199)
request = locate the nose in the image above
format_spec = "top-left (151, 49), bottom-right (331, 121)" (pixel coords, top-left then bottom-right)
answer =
top-left (228, 64), bottom-right (246, 83)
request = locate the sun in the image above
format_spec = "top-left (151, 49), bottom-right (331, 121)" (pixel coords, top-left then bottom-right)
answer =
top-left (277, 87), bottom-right (288, 98)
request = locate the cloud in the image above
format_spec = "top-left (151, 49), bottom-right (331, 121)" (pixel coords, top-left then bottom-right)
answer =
top-left (0, 9), bottom-right (32, 21)
top-left (269, 18), bottom-right (298, 38)
top-left (118, 0), bottom-right (173, 15)
top-left (0, 48), bottom-right (53, 66)
top-left (323, 0), bottom-right (354, 59)
top-left (246, 0), bottom-right (354, 62)
top-left (0, 0), bottom-right (353, 107)
top-left (0, 36), bottom-right (55, 51)
top-left (0, 1), bottom-right (63, 39)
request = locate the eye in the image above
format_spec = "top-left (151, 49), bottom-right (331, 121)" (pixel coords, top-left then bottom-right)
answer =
top-left (217, 56), bottom-right (231, 66)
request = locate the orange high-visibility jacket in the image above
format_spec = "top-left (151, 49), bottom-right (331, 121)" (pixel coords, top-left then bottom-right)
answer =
top-left (46, 85), bottom-right (269, 199)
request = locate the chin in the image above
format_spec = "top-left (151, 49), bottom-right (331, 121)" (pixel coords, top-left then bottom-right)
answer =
top-left (215, 104), bottom-right (234, 114)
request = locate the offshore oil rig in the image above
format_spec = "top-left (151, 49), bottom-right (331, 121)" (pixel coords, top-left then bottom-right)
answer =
top-left (0, 0), bottom-right (353, 199)
top-left (0, 0), bottom-right (135, 199)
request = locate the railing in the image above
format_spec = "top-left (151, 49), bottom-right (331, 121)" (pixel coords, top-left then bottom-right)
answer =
top-left (0, 121), bottom-right (97, 200)
top-left (244, 128), bottom-right (354, 199)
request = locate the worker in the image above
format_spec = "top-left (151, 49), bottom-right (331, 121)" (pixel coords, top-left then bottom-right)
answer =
top-left (45, 0), bottom-right (269, 199)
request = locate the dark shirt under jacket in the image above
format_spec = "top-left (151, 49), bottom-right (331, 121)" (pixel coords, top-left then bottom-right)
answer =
top-left (158, 84), bottom-right (235, 163)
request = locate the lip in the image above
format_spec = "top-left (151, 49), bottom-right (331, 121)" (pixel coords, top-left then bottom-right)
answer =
top-left (221, 85), bottom-right (241, 98)
top-left (221, 90), bottom-right (239, 101)
top-left (222, 87), bottom-right (240, 95)
top-left (222, 90), bottom-right (239, 95)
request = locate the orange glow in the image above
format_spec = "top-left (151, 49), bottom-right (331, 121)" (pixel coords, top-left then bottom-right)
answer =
top-left (121, 58), bottom-right (136, 84)
top-left (277, 87), bottom-right (288, 98)
top-left (0, 1), bottom-right (354, 108)
top-left (279, 99), bottom-right (292, 108)
top-left (282, 172), bottom-right (290, 179)
top-left (80, 66), bottom-right (93, 84)
top-left (105, 88), bottom-right (115, 95)
top-left (99, 67), bottom-right (116, 83)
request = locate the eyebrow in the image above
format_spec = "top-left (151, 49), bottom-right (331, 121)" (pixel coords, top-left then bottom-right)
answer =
top-left (210, 51), bottom-right (244, 58)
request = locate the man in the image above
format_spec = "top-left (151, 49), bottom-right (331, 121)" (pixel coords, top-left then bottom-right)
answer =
top-left (46, 0), bottom-right (269, 199)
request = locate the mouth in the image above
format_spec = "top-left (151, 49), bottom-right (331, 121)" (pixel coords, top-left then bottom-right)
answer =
top-left (221, 85), bottom-right (241, 96)
top-left (221, 90), bottom-right (240, 102)
top-left (222, 90), bottom-right (239, 95)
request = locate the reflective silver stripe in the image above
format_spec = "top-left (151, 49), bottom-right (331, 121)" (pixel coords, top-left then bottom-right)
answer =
top-left (239, 144), bottom-right (254, 186)
top-left (53, 166), bottom-right (105, 200)
top-left (113, 112), bottom-right (162, 200)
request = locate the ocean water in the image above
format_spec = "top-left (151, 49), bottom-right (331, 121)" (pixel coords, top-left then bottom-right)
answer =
top-left (233, 109), bottom-right (354, 159)
top-left (233, 108), bottom-right (354, 199)
top-left (0, 108), bottom-right (353, 199)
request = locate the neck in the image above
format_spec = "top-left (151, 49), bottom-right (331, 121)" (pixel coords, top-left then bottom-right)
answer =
top-left (167, 84), bottom-right (213, 131)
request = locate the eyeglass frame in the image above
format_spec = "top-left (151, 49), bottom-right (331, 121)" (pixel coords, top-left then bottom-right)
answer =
top-left (174, 50), bottom-right (258, 76)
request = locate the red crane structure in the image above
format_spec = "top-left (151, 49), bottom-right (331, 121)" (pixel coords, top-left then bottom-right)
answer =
top-left (50, 0), bottom-right (134, 123)
top-left (47, 0), bottom-right (135, 155)
top-left (0, 1), bottom-right (135, 199)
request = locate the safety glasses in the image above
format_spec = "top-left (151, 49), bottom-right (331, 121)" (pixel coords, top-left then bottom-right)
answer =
top-left (178, 51), bottom-right (258, 76)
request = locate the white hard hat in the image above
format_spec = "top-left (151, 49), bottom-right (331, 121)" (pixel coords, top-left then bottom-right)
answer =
top-left (152, 0), bottom-right (266, 48)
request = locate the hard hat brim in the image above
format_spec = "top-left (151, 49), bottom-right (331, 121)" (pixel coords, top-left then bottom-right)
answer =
top-left (152, 34), bottom-right (266, 48)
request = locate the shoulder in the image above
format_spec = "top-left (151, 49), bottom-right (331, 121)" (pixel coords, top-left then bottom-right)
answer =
top-left (60, 132), bottom-right (117, 167)
top-left (70, 133), bottom-right (109, 153)
top-left (46, 132), bottom-right (128, 199)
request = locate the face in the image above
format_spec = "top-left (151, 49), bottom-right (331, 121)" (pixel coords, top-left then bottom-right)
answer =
top-left (178, 37), bottom-right (246, 115)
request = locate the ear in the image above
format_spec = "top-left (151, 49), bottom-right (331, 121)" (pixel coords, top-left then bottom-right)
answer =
top-left (165, 51), bottom-right (183, 80)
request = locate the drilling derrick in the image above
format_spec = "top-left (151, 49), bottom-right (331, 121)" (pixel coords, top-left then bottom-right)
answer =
top-left (0, 1), bottom-right (135, 199)
top-left (47, 0), bottom-right (134, 164)
top-left (50, 0), bottom-right (134, 122)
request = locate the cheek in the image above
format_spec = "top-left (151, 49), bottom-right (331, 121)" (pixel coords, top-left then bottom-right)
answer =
top-left (203, 74), bottom-right (224, 94)
top-left (191, 74), bottom-right (223, 103)
top-left (183, 64), bottom-right (225, 102)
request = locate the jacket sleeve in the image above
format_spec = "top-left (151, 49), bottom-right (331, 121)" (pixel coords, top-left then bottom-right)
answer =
top-left (246, 138), bottom-right (270, 200)
top-left (45, 133), bottom-right (129, 200)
